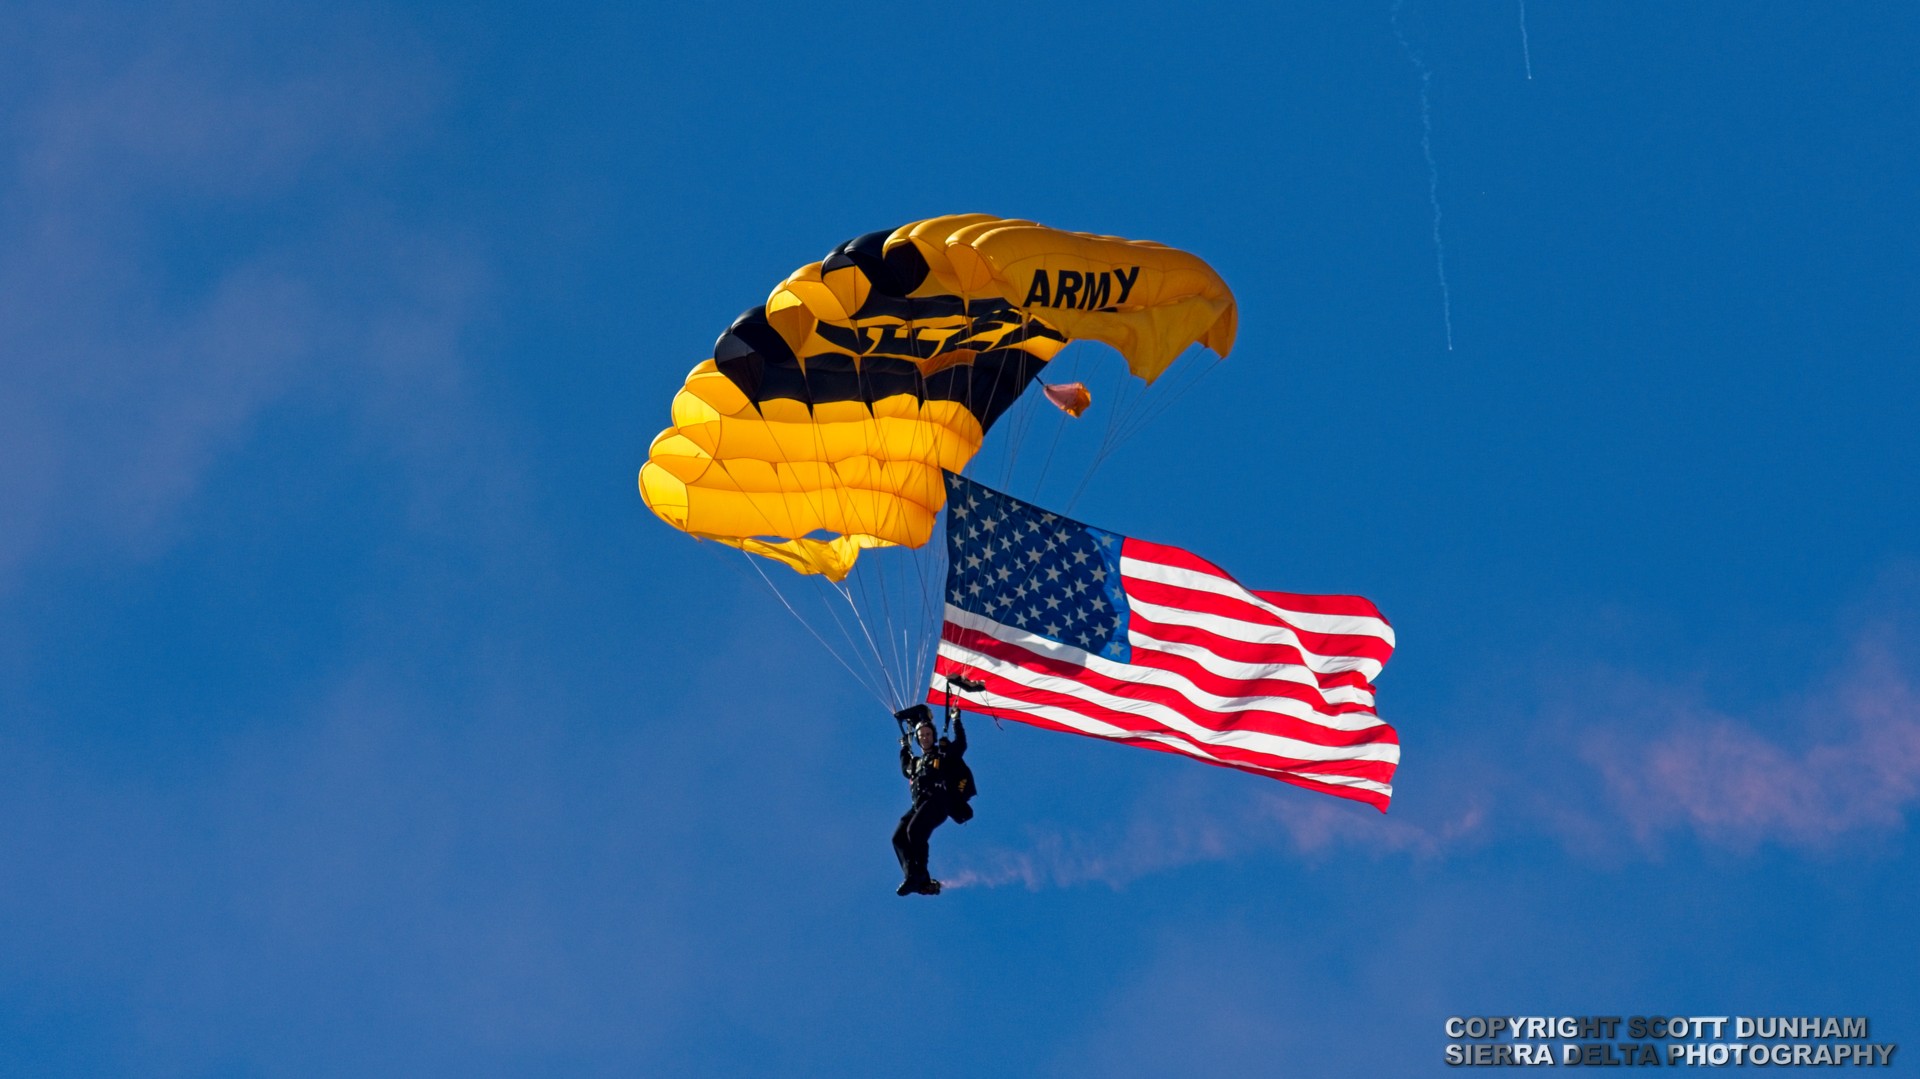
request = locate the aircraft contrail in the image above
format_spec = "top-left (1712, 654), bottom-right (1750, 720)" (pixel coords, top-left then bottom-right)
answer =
top-left (1391, 0), bottom-right (1455, 351)
top-left (1519, 0), bottom-right (1534, 79)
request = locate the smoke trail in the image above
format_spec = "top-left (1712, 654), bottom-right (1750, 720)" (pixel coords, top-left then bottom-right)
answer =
top-left (1390, 0), bottom-right (1455, 351)
top-left (1518, 0), bottom-right (1534, 79)
top-left (942, 792), bottom-right (1486, 891)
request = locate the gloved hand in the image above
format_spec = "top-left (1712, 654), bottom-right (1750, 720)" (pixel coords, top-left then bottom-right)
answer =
top-left (899, 735), bottom-right (909, 749)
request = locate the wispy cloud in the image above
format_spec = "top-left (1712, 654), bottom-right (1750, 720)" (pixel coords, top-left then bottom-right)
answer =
top-left (945, 581), bottom-right (1920, 888)
top-left (0, 3), bottom-right (480, 589)
top-left (945, 780), bottom-right (1488, 891)
top-left (1584, 629), bottom-right (1920, 852)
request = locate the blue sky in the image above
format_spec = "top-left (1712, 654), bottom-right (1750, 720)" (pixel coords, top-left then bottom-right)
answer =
top-left (3, 1), bottom-right (1916, 1075)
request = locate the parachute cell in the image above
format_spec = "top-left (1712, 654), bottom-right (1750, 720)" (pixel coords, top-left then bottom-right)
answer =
top-left (638, 215), bottom-right (1237, 580)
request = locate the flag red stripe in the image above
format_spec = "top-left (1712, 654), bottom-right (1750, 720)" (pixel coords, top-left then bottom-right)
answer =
top-left (1124, 610), bottom-right (1378, 693)
top-left (930, 659), bottom-right (1393, 812)
top-left (1125, 539), bottom-right (1391, 630)
top-left (1251, 589), bottom-right (1390, 622)
top-left (1123, 641), bottom-right (1381, 718)
top-left (1121, 576), bottom-right (1397, 665)
top-left (1118, 538), bottom-right (1239, 581)
top-left (1124, 540), bottom-right (1389, 617)
top-left (948, 602), bottom-right (1380, 714)
top-left (948, 697), bottom-right (1392, 811)
top-left (932, 652), bottom-right (1398, 784)
top-left (940, 623), bottom-right (1399, 751)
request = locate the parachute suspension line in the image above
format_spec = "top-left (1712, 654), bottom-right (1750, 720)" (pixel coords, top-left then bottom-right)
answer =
top-left (994, 314), bottom-right (1053, 496)
top-left (872, 565), bottom-right (910, 706)
top-left (1113, 352), bottom-right (1220, 449)
top-left (1094, 349), bottom-right (1138, 473)
top-left (992, 339), bottom-right (1033, 495)
top-left (1070, 344), bottom-right (1158, 505)
top-left (1062, 355), bottom-right (1155, 514)
top-left (715, 395), bottom-right (907, 709)
top-left (845, 493), bottom-right (910, 708)
top-left (941, 490), bottom-right (991, 691)
top-left (929, 509), bottom-right (952, 671)
top-left (789, 358), bottom-right (912, 706)
top-left (915, 348), bottom-right (955, 661)
top-left (904, 626), bottom-right (919, 710)
top-left (914, 540), bottom-right (944, 698)
top-left (782, 566), bottom-right (894, 707)
top-left (1038, 344), bottom-right (1112, 506)
top-left (1064, 353), bottom-right (1222, 515)
top-left (899, 340), bottom-right (955, 699)
top-left (706, 462), bottom-right (898, 706)
top-left (707, 440), bottom-right (900, 706)
top-left (935, 500), bottom-right (999, 722)
top-left (988, 328), bottom-right (1080, 507)
top-left (738, 550), bottom-right (891, 708)
top-left (903, 501), bottom-right (947, 704)
top-left (821, 580), bottom-right (897, 707)
top-left (949, 298), bottom-right (992, 491)
top-left (833, 578), bottom-right (906, 706)
top-left (1026, 374), bottom-right (1077, 505)
top-left (853, 527), bottom-right (906, 707)
top-left (818, 568), bottom-right (901, 707)
top-left (1392, 0), bottom-right (1455, 351)
top-left (998, 349), bottom-right (1037, 493)
top-left (813, 306), bottom-right (948, 709)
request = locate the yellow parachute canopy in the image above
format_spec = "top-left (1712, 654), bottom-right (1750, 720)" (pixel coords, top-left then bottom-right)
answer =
top-left (639, 215), bottom-right (1236, 580)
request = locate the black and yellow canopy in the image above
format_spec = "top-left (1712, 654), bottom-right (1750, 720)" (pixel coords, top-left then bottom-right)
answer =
top-left (640, 215), bottom-right (1236, 579)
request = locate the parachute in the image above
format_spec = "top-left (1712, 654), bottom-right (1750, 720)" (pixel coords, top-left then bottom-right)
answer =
top-left (639, 215), bottom-right (1236, 582)
top-left (635, 225), bottom-right (1399, 810)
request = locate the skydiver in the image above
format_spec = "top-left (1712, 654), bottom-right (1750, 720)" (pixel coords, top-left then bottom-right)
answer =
top-left (891, 703), bottom-right (974, 896)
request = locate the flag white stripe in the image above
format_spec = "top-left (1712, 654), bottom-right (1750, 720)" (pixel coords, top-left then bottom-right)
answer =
top-left (946, 608), bottom-right (1386, 731)
top-left (1126, 596), bottom-right (1388, 681)
top-left (1121, 556), bottom-right (1398, 645)
top-left (937, 626), bottom-right (1401, 764)
top-left (1126, 627), bottom-right (1379, 711)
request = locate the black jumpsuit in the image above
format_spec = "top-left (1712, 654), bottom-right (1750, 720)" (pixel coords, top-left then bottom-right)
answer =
top-left (893, 718), bottom-right (966, 886)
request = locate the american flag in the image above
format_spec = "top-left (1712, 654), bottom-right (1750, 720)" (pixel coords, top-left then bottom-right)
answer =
top-left (927, 473), bottom-right (1400, 810)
